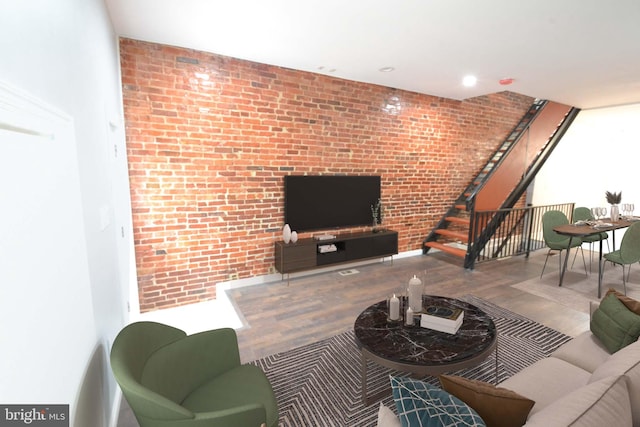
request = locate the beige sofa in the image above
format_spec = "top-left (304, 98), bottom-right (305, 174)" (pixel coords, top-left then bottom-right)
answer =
top-left (500, 327), bottom-right (640, 426)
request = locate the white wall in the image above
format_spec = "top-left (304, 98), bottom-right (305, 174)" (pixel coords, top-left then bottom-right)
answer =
top-left (0, 1), bottom-right (132, 426)
top-left (532, 103), bottom-right (640, 247)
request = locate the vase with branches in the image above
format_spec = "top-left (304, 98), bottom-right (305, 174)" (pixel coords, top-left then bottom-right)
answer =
top-left (606, 191), bottom-right (622, 222)
top-left (371, 198), bottom-right (385, 233)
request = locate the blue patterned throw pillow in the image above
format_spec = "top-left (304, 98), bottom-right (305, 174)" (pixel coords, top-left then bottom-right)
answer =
top-left (390, 376), bottom-right (486, 427)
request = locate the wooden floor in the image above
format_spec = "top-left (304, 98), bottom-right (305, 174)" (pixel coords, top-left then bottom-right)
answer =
top-left (230, 250), bottom-right (591, 363)
top-left (117, 249), bottom-right (596, 427)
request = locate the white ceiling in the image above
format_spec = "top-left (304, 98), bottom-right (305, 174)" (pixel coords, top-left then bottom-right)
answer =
top-left (106, 0), bottom-right (640, 110)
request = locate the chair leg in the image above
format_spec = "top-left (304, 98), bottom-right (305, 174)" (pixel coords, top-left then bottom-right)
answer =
top-left (604, 261), bottom-right (628, 295)
top-left (580, 247), bottom-right (588, 277)
top-left (600, 260), bottom-right (606, 284)
top-left (558, 249), bottom-right (563, 277)
top-left (541, 249), bottom-right (552, 278)
top-left (581, 242), bottom-right (598, 273)
top-left (570, 246), bottom-right (589, 274)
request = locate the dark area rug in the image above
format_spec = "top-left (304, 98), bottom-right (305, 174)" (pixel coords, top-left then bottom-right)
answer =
top-left (251, 295), bottom-right (572, 427)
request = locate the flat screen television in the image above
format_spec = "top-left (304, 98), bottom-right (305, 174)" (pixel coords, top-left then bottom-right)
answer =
top-left (284, 175), bottom-right (381, 232)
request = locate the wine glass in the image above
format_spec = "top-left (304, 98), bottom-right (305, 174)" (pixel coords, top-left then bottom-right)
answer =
top-left (600, 207), bottom-right (607, 220)
top-left (591, 207), bottom-right (599, 220)
top-left (630, 203), bottom-right (635, 218)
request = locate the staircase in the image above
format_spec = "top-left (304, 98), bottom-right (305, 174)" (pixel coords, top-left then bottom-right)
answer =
top-left (423, 99), bottom-right (581, 268)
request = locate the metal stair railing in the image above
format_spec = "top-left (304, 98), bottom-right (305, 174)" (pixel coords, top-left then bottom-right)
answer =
top-left (467, 203), bottom-right (575, 265)
top-left (464, 105), bottom-right (581, 268)
top-left (423, 100), bottom-right (580, 267)
top-left (423, 100), bottom-right (548, 252)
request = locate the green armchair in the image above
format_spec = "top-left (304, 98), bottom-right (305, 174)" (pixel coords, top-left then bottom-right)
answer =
top-left (110, 321), bottom-right (278, 427)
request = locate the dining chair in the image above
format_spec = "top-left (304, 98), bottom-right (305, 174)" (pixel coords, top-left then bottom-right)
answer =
top-left (541, 210), bottom-right (587, 278)
top-left (600, 221), bottom-right (640, 295)
top-left (572, 206), bottom-right (610, 271)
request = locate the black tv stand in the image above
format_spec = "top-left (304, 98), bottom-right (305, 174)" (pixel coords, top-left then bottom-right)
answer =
top-left (274, 230), bottom-right (398, 282)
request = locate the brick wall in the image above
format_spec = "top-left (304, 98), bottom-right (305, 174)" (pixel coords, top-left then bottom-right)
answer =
top-left (119, 38), bottom-right (534, 312)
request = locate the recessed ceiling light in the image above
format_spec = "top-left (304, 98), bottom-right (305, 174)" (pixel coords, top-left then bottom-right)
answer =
top-left (317, 66), bottom-right (336, 73)
top-left (462, 75), bottom-right (477, 87)
top-left (379, 67), bottom-right (395, 72)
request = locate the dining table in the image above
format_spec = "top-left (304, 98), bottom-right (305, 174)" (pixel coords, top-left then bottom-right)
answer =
top-left (553, 218), bottom-right (634, 298)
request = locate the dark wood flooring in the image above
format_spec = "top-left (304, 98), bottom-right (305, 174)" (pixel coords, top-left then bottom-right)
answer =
top-left (117, 249), bottom-right (595, 426)
top-left (230, 250), bottom-right (590, 363)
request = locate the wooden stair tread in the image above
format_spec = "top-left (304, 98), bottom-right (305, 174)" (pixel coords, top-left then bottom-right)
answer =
top-left (435, 229), bottom-right (468, 242)
top-left (445, 216), bottom-right (470, 226)
top-left (424, 242), bottom-right (467, 258)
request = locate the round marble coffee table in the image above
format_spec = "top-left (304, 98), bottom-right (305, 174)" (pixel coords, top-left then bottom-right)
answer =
top-left (354, 295), bottom-right (498, 405)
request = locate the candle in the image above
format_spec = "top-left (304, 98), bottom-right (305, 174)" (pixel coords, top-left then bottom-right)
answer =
top-left (405, 306), bottom-right (414, 326)
top-left (408, 275), bottom-right (423, 312)
top-left (389, 294), bottom-right (400, 321)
